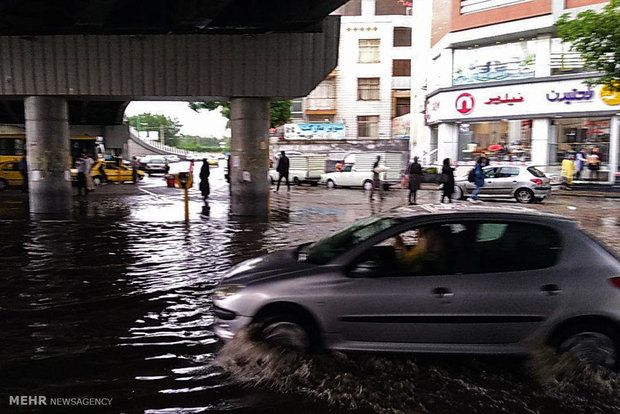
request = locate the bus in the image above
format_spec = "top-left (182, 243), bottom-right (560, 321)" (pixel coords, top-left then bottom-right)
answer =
top-left (0, 134), bottom-right (104, 164)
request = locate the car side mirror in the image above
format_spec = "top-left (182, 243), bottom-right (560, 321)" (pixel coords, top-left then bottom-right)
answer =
top-left (349, 260), bottom-right (380, 277)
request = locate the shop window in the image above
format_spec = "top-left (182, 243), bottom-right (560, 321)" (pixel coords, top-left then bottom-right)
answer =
top-left (552, 117), bottom-right (610, 174)
top-left (375, 0), bottom-right (409, 15)
top-left (457, 120), bottom-right (532, 163)
top-left (358, 78), bottom-right (380, 101)
top-left (359, 39), bottom-right (380, 63)
top-left (358, 116), bottom-right (379, 138)
top-left (393, 27), bottom-right (412, 47)
top-left (393, 59), bottom-right (411, 77)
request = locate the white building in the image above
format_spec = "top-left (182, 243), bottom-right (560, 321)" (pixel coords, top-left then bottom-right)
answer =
top-left (298, 0), bottom-right (413, 142)
top-left (412, 0), bottom-right (619, 184)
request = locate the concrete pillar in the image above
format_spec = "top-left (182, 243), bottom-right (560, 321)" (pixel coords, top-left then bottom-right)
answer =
top-left (438, 123), bottom-right (458, 163)
top-left (229, 98), bottom-right (270, 217)
top-left (609, 116), bottom-right (619, 184)
top-left (531, 118), bottom-right (551, 167)
top-left (24, 97), bottom-right (72, 215)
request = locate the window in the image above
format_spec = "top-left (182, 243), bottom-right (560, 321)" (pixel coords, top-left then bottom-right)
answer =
top-left (358, 78), bottom-right (380, 101)
top-left (457, 120), bottom-right (533, 162)
top-left (392, 59), bottom-right (411, 77)
top-left (496, 167), bottom-right (520, 178)
top-left (359, 39), bottom-right (380, 63)
top-left (395, 97), bottom-right (410, 116)
top-left (357, 116), bottom-right (379, 138)
top-left (375, 0), bottom-right (409, 15)
top-left (393, 27), bottom-right (411, 47)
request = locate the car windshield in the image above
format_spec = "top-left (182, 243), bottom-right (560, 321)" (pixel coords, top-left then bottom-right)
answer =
top-left (305, 216), bottom-right (396, 265)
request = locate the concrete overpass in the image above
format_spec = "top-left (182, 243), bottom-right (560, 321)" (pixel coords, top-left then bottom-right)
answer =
top-left (0, 0), bottom-right (346, 216)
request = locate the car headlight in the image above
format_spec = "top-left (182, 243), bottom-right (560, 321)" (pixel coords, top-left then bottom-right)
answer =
top-left (213, 284), bottom-right (245, 300)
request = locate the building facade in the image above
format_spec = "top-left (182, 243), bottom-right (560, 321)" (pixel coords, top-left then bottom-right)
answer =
top-left (412, 0), bottom-right (619, 184)
top-left (295, 0), bottom-right (413, 142)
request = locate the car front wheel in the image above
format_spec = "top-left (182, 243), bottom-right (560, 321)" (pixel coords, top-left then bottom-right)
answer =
top-left (454, 185), bottom-right (464, 200)
top-left (363, 180), bottom-right (373, 191)
top-left (93, 176), bottom-right (102, 186)
top-left (326, 179), bottom-right (336, 189)
top-left (0, 178), bottom-right (7, 191)
top-left (257, 315), bottom-right (312, 352)
top-left (515, 188), bottom-right (534, 204)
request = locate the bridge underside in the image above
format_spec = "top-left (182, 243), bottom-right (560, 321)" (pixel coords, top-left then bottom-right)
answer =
top-left (0, 99), bottom-right (128, 125)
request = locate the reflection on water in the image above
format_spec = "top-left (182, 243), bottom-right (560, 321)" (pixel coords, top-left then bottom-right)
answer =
top-left (1, 173), bottom-right (619, 413)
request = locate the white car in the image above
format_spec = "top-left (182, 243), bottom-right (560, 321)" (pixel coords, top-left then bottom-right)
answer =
top-left (320, 164), bottom-right (382, 190)
top-left (164, 155), bottom-right (180, 163)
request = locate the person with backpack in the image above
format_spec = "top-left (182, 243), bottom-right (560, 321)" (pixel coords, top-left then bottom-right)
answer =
top-left (468, 157), bottom-right (485, 203)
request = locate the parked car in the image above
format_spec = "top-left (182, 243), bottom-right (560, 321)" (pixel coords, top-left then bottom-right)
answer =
top-left (71, 160), bottom-right (144, 184)
top-left (0, 161), bottom-right (23, 190)
top-left (319, 152), bottom-right (403, 190)
top-left (164, 155), bottom-right (181, 163)
top-left (454, 165), bottom-right (551, 203)
top-left (142, 157), bottom-right (167, 175)
top-left (214, 204), bottom-right (620, 371)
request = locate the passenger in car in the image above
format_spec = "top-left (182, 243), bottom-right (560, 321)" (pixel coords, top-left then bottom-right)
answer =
top-left (394, 226), bottom-right (450, 274)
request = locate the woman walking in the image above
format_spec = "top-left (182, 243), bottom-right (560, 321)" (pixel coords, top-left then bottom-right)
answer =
top-left (199, 159), bottom-right (210, 201)
top-left (407, 156), bottom-right (423, 205)
top-left (440, 158), bottom-right (455, 203)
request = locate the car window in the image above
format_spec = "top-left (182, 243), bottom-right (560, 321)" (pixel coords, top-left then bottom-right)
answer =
top-left (496, 167), bottom-right (520, 178)
top-left (473, 221), bottom-right (561, 273)
top-left (483, 167), bottom-right (498, 178)
top-left (527, 167), bottom-right (545, 177)
top-left (342, 165), bottom-right (352, 172)
top-left (150, 159), bottom-right (165, 164)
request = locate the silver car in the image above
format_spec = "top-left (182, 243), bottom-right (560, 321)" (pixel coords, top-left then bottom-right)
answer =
top-left (214, 204), bottom-right (620, 370)
top-left (454, 165), bottom-right (551, 203)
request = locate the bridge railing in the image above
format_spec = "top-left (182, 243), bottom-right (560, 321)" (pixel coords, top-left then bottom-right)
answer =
top-left (129, 128), bottom-right (213, 160)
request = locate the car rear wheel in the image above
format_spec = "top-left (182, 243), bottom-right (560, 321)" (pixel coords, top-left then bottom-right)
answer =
top-left (515, 188), bottom-right (534, 204)
top-left (326, 179), bottom-right (336, 189)
top-left (554, 323), bottom-right (620, 371)
top-left (93, 176), bottom-right (102, 186)
top-left (293, 177), bottom-right (301, 186)
top-left (0, 178), bottom-right (7, 191)
top-left (363, 180), bottom-right (373, 191)
top-left (257, 315), bottom-right (313, 352)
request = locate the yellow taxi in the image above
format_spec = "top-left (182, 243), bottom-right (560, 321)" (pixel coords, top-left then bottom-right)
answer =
top-left (0, 161), bottom-right (24, 190)
top-left (71, 160), bottom-right (145, 184)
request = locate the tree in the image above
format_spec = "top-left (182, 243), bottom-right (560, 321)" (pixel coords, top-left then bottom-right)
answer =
top-left (126, 113), bottom-right (182, 147)
top-left (189, 100), bottom-right (291, 128)
top-left (557, 0), bottom-right (620, 90)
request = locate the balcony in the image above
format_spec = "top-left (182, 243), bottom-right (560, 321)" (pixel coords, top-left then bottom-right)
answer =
top-left (392, 76), bottom-right (411, 90)
top-left (305, 97), bottom-right (336, 114)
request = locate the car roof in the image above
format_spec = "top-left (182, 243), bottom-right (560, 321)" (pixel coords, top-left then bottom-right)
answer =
top-left (382, 203), bottom-right (572, 223)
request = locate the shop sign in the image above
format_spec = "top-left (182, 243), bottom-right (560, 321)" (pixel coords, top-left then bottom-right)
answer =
top-left (484, 94), bottom-right (524, 105)
top-left (284, 123), bottom-right (345, 140)
top-left (546, 87), bottom-right (593, 104)
top-left (600, 84), bottom-right (620, 106)
top-left (455, 93), bottom-right (475, 114)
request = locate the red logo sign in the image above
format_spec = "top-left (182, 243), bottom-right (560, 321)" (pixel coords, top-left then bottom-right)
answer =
top-left (455, 93), bottom-right (475, 114)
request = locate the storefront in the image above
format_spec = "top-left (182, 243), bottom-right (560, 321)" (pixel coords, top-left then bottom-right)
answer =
top-left (425, 77), bottom-right (620, 183)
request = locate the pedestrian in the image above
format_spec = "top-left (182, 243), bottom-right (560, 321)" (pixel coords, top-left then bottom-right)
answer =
top-left (574, 148), bottom-right (587, 180)
top-left (370, 155), bottom-right (386, 200)
top-left (468, 157), bottom-right (485, 203)
top-left (84, 155), bottom-right (95, 191)
top-left (561, 153), bottom-right (575, 190)
top-left (131, 156), bottom-right (140, 184)
top-left (587, 148), bottom-right (601, 181)
top-left (407, 156), bottom-right (423, 205)
top-left (200, 158), bottom-right (210, 201)
top-left (188, 159), bottom-right (193, 173)
top-left (76, 152), bottom-right (93, 196)
top-left (440, 158), bottom-right (455, 203)
top-left (275, 150), bottom-right (290, 192)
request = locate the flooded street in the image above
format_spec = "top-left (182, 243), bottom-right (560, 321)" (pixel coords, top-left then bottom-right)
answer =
top-left (1, 162), bottom-right (619, 413)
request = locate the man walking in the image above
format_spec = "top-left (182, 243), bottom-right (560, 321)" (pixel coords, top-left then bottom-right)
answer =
top-left (407, 156), bottom-right (423, 205)
top-left (275, 150), bottom-right (290, 192)
top-left (131, 156), bottom-right (140, 184)
top-left (76, 152), bottom-right (93, 196)
top-left (468, 156), bottom-right (485, 203)
top-left (370, 155), bottom-right (386, 201)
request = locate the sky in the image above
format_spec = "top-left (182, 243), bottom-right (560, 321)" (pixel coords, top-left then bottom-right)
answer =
top-left (124, 101), bottom-right (230, 138)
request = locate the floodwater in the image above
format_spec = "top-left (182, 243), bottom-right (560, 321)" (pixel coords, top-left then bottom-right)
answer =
top-left (1, 162), bottom-right (619, 413)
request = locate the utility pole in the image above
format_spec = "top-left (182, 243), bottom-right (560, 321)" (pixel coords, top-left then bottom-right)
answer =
top-left (160, 124), bottom-right (165, 145)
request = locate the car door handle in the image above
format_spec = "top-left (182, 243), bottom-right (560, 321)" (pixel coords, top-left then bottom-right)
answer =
top-left (540, 284), bottom-right (562, 296)
top-left (432, 287), bottom-right (454, 299)
top-left (512, 180), bottom-right (517, 183)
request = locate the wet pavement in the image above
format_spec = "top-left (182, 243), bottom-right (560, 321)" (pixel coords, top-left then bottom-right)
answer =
top-left (1, 161), bottom-right (619, 413)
